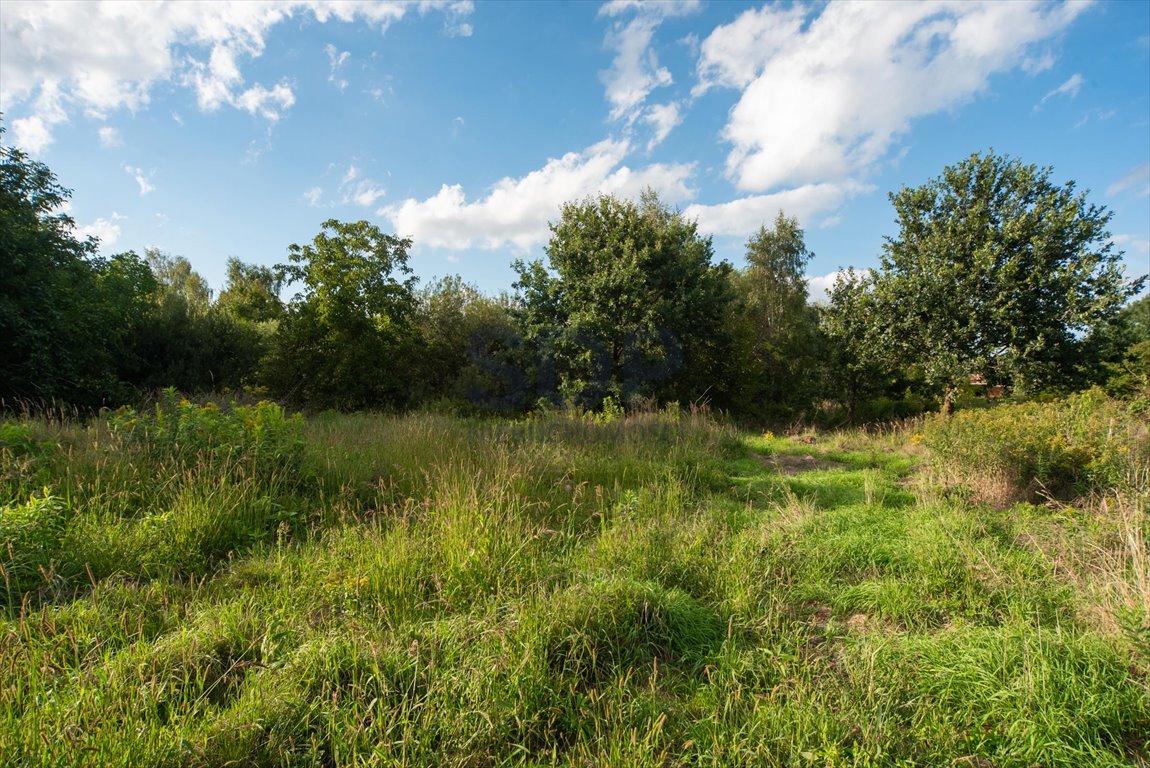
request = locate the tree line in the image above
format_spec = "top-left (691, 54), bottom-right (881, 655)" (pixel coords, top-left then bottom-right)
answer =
top-left (2, 129), bottom-right (1146, 421)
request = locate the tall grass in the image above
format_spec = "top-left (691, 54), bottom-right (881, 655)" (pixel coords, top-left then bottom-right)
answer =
top-left (1, 399), bottom-right (1146, 766)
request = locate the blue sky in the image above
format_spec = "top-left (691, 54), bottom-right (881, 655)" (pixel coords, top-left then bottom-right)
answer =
top-left (2, 0), bottom-right (1148, 301)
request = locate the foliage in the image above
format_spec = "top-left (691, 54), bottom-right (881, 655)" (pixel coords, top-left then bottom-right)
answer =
top-left (217, 256), bottom-right (284, 323)
top-left (0, 128), bottom-right (131, 406)
top-left (514, 190), bottom-right (734, 410)
top-left (820, 269), bottom-right (921, 422)
top-left (0, 489), bottom-right (68, 598)
top-left (412, 275), bottom-right (518, 409)
top-left (868, 151), bottom-right (1144, 407)
top-left (922, 389), bottom-right (1149, 504)
top-left (1090, 295), bottom-right (1150, 405)
top-left (727, 212), bottom-right (823, 417)
top-left (269, 219), bottom-right (419, 410)
top-left (108, 387), bottom-right (304, 473)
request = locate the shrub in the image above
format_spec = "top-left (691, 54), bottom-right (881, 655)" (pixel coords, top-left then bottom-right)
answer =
top-left (0, 489), bottom-right (69, 600)
top-left (108, 387), bottom-right (304, 475)
top-left (922, 389), bottom-right (1148, 505)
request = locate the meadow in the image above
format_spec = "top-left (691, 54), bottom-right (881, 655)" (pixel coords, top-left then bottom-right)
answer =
top-left (1, 393), bottom-right (1147, 767)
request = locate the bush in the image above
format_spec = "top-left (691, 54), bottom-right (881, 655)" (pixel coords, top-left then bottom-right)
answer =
top-left (922, 389), bottom-right (1148, 505)
top-left (0, 489), bottom-right (68, 599)
top-left (108, 387), bottom-right (304, 475)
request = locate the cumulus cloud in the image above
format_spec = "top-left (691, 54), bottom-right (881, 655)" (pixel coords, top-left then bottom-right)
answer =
top-left (684, 181), bottom-right (873, 238)
top-left (11, 80), bottom-right (66, 153)
top-left (643, 102), bottom-right (682, 150)
top-left (805, 271), bottom-right (846, 305)
top-left (0, 0), bottom-right (475, 152)
top-left (1036, 73), bottom-right (1084, 108)
top-left (695, 1), bottom-right (1088, 193)
top-left (380, 138), bottom-right (695, 251)
top-left (1106, 163), bottom-right (1150, 198)
top-left (98, 125), bottom-right (121, 147)
top-left (598, 0), bottom-right (699, 123)
top-left (75, 214), bottom-right (123, 247)
top-left (303, 186), bottom-right (323, 206)
top-left (124, 165), bottom-right (155, 195)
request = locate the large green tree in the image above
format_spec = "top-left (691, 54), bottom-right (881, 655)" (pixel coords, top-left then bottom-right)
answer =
top-left (268, 219), bottom-right (419, 410)
top-left (867, 151), bottom-right (1144, 410)
top-left (0, 131), bottom-right (153, 406)
top-left (513, 190), bottom-right (733, 409)
top-left (217, 257), bottom-right (284, 323)
top-left (727, 212), bottom-right (822, 417)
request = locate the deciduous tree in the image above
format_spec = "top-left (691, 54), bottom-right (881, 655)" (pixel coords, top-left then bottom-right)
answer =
top-left (513, 190), bottom-right (733, 409)
top-left (269, 219), bottom-right (419, 409)
top-left (869, 151), bottom-right (1144, 411)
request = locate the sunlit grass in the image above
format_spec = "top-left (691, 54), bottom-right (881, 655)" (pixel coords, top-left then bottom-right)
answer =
top-left (1, 404), bottom-right (1146, 766)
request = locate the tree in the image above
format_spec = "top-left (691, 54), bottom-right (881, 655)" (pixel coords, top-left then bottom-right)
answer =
top-left (513, 190), bottom-right (733, 409)
top-left (412, 276), bottom-right (517, 407)
top-left (217, 257), bottom-right (284, 322)
top-left (1089, 295), bottom-right (1150, 402)
top-left (869, 151), bottom-right (1145, 411)
top-left (728, 212), bottom-right (822, 417)
top-left (0, 129), bottom-right (131, 406)
top-left (268, 219), bottom-right (418, 410)
top-left (145, 248), bottom-right (212, 314)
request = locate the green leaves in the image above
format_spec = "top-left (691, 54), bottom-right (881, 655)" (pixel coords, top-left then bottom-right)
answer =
top-left (515, 190), bottom-right (733, 409)
top-left (269, 220), bottom-right (420, 410)
top-left (865, 150), bottom-right (1142, 401)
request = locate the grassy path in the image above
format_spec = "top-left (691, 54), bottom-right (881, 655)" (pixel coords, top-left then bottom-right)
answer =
top-left (2, 413), bottom-right (1146, 766)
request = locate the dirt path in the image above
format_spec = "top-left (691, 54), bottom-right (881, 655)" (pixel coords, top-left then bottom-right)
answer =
top-left (750, 451), bottom-right (845, 475)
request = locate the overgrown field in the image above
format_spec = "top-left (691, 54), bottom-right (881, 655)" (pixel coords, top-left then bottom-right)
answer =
top-left (2, 395), bottom-right (1147, 767)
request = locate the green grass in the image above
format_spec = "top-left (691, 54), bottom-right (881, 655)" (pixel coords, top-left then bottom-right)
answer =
top-left (1, 405), bottom-right (1146, 767)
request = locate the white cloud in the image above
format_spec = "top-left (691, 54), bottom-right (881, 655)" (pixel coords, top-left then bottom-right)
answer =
top-left (696, 1), bottom-right (1089, 193)
top-left (684, 181), bottom-right (873, 238)
top-left (643, 101), bottom-right (681, 150)
top-left (75, 214), bottom-right (123, 247)
top-left (11, 79), bottom-right (66, 153)
top-left (124, 165), bottom-right (154, 195)
top-left (1106, 163), bottom-right (1150, 198)
top-left (805, 271), bottom-right (846, 305)
top-left (0, 1), bottom-right (475, 151)
top-left (345, 181), bottom-right (386, 207)
top-left (601, 16), bottom-right (672, 122)
top-left (305, 165), bottom-right (386, 208)
top-left (1113, 234), bottom-right (1150, 255)
top-left (1036, 73), bottom-right (1084, 108)
top-left (98, 125), bottom-right (121, 147)
top-left (12, 114), bottom-right (56, 155)
top-left (598, 1), bottom-right (699, 123)
top-left (380, 138), bottom-right (696, 251)
top-left (325, 43), bottom-right (350, 90)
top-left (232, 81), bottom-right (296, 120)
top-left (598, 1), bottom-right (701, 20)
top-left (339, 164), bottom-right (386, 206)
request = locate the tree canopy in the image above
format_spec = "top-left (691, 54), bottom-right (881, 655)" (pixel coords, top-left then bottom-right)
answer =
top-left (269, 219), bottom-right (419, 410)
top-left (513, 190), bottom-right (733, 409)
top-left (860, 150), bottom-right (1144, 408)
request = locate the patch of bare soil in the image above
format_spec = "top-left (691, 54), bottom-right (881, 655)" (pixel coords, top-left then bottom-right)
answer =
top-left (751, 452), bottom-right (845, 475)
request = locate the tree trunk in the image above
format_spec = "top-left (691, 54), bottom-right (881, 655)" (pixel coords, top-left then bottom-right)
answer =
top-left (941, 385), bottom-right (956, 417)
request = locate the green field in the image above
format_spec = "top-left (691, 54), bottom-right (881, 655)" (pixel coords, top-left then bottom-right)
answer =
top-left (2, 402), bottom-right (1147, 767)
